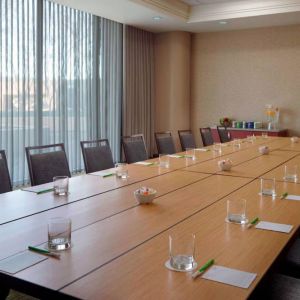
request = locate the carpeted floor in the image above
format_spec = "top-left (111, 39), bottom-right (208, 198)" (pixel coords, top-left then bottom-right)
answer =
top-left (7, 290), bottom-right (38, 300)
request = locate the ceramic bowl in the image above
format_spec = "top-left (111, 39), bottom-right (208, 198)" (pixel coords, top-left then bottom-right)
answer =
top-left (218, 159), bottom-right (232, 171)
top-left (259, 146), bottom-right (269, 155)
top-left (134, 187), bottom-right (156, 204)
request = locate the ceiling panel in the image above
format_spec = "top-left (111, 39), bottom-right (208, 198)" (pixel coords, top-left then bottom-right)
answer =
top-left (182, 0), bottom-right (256, 5)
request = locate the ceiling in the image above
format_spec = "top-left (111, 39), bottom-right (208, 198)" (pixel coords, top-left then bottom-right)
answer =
top-left (181, 0), bottom-right (251, 5)
top-left (51, 0), bottom-right (300, 33)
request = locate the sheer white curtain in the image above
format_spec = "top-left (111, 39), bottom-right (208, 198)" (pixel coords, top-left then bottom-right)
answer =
top-left (0, 0), bottom-right (122, 185)
top-left (0, 0), bottom-right (38, 184)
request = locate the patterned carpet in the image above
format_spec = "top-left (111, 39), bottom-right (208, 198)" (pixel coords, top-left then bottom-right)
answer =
top-left (7, 291), bottom-right (37, 300)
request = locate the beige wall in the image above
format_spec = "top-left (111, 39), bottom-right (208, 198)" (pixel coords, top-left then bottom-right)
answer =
top-left (191, 24), bottom-right (300, 146)
top-left (154, 31), bottom-right (191, 151)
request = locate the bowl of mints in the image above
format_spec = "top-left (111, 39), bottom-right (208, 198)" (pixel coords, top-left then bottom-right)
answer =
top-left (134, 187), bottom-right (157, 204)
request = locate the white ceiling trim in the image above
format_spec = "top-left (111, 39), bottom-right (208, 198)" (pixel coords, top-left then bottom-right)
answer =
top-left (189, 0), bottom-right (300, 23)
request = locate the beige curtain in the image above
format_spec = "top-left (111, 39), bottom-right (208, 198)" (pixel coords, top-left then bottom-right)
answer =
top-left (123, 25), bottom-right (155, 156)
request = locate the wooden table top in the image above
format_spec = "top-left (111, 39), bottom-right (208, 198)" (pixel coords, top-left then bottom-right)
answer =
top-left (62, 179), bottom-right (300, 300)
top-left (0, 137), bottom-right (299, 300)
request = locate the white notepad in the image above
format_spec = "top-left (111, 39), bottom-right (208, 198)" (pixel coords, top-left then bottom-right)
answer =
top-left (285, 195), bottom-right (300, 201)
top-left (167, 155), bottom-right (184, 158)
top-left (255, 221), bottom-right (293, 233)
top-left (0, 251), bottom-right (47, 274)
top-left (134, 161), bottom-right (153, 166)
top-left (89, 170), bottom-right (116, 177)
top-left (202, 265), bottom-right (257, 289)
top-left (21, 182), bottom-right (53, 194)
top-left (195, 148), bottom-right (209, 152)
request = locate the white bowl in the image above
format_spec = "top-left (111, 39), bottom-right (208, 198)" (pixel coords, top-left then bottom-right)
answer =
top-left (134, 187), bottom-right (156, 204)
top-left (218, 159), bottom-right (232, 171)
top-left (291, 137), bottom-right (299, 143)
top-left (259, 146), bottom-right (269, 155)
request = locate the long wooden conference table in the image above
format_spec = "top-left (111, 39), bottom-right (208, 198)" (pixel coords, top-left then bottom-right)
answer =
top-left (0, 137), bottom-right (300, 299)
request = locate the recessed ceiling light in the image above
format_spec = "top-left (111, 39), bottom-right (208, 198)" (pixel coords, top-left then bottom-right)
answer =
top-left (219, 21), bottom-right (227, 25)
top-left (153, 16), bottom-right (163, 21)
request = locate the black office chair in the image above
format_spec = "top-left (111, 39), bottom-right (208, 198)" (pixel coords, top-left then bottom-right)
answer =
top-left (155, 131), bottom-right (176, 155)
top-left (178, 130), bottom-right (196, 151)
top-left (252, 273), bottom-right (300, 300)
top-left (0, 150), bottom-right (12, 194)
top-left (81, 139), bottom-right (114, 173)
top-left (26, 143), bottom-right (71, 186)
top-left (217, 126), bottom-right (231, 143)
top-left (122, 134), bottom-right (148, 164)
top-left (200, 127), bottom-right (214, 146)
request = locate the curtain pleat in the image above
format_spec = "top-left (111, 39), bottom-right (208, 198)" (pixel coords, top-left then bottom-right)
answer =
top-left (0, 0), bottom-right (123, 185)
top-left (123, 25), bottom-right (155, 156)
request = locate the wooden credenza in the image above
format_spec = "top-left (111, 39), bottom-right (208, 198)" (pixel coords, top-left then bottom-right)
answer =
top-left (211, 127), bottom-right (288, 143)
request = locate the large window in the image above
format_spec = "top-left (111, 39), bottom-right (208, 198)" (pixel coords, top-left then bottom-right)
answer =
top-left (0, 0), bottom-right (122, 185)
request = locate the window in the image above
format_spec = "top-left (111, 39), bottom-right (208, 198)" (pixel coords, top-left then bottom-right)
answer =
top-left (0, 0), bottom-right (122, 185)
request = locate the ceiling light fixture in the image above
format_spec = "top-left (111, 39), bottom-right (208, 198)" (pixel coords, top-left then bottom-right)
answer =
top-left (153, 16), bottom-right (163, 21)
top-left (219, 21), bottom-right (228, 25)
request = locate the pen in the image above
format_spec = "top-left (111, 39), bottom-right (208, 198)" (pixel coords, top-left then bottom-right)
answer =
top-left (192, 259), bottom-right (214, 279)
top-left (103, 173), bottom-right (115, 178)
top-left (37, 188), bottom-right (54, 195)
top-left (28, 246), bottom-right (60, 259)
top-left (280, 192), bottom-right (288, 200)
top-left (247, 217), bottom-right (260, 229)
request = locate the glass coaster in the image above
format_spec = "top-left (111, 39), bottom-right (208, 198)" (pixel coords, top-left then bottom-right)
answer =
top-left (165, 259), bottom-right (197, 272)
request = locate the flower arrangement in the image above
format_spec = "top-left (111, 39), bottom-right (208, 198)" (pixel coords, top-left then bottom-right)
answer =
top-left (219, 117), bottom-right (232, 127)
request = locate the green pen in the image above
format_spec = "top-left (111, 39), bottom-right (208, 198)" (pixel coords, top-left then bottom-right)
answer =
top-left (280, 192), bottom-right (289, 200)
top-left (192, 259), bottom-right (214, 279)
top-left (103, 173), bottom-right (115, 178)
top-left (37, 188), bottom-right (54, 195)
top-left (247, 217), bottom-right (260, 229)
top-left (28, 246), bottom-right (60, 259)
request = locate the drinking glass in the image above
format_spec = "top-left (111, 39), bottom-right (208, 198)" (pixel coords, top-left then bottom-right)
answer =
top-left (262, 132), bottom-right (268, 139)
top-left (185, 148), bottom-right (196, 161)
top-left (226, 199), bottom-right (247, 224)
top-left (260, 178), bottom-right (276, 197)
top-left (53, 176), bottom-right (69, 196)
top-left (213, 143), bottom-right (222, 155)
top-left (283, 165), bottom-right (298, 182)
top-left (115, 163), bottom-right (129, 179)
top-left (48, 217), bottom-right (71, 251)
top-left (169, 233), bottom-right (196, 271)
top-left (159, 154), bottom-right (170, 168)
top-left (233, 139), bottom-right (241, 149)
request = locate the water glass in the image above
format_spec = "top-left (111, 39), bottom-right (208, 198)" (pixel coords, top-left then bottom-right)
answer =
top-left (233, 139), bottom-right (241, 149)
top-left (53, 176), bottom-right (69, 196)
top-left (246, 135), bottom-right (254, 144)
top-left (169, 233), bottom-right (196, 271)
top-left (115, 163), bottom-right (128, 179)
top-left (185, 148), bottom-right (196, 160)
top-left (260, 178), bottom-right (276, 197)
top-left (213, 143), bottom-right (222, 155)
top-left (226, 199), bottom-right (247, 224)
top-left (48, 217), bottom-right (72, 251)
top-left (283, 165), bottom-right (298, 182)
top-left (262, 132), bottom-right (268, 139)
top-left (159, 154), bottom-right (170, 168)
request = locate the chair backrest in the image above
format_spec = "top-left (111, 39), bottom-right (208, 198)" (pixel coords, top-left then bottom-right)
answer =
top-left (122, 134), bottom-right (148, 164)
top-left (200, 127), bottom-right (214, 146)
top-left (26, 143), bottom-right (71, 186)
top-left (80, 139), bottom-right (114, 173)
top-left (0, 150), bottom-right (12, 194)
top-left (217, 126), bottom-right (231, 143)
top-left (155, 131), bottom-right (176, 155)
top-left (178, 130), bottom-right (196, 151)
